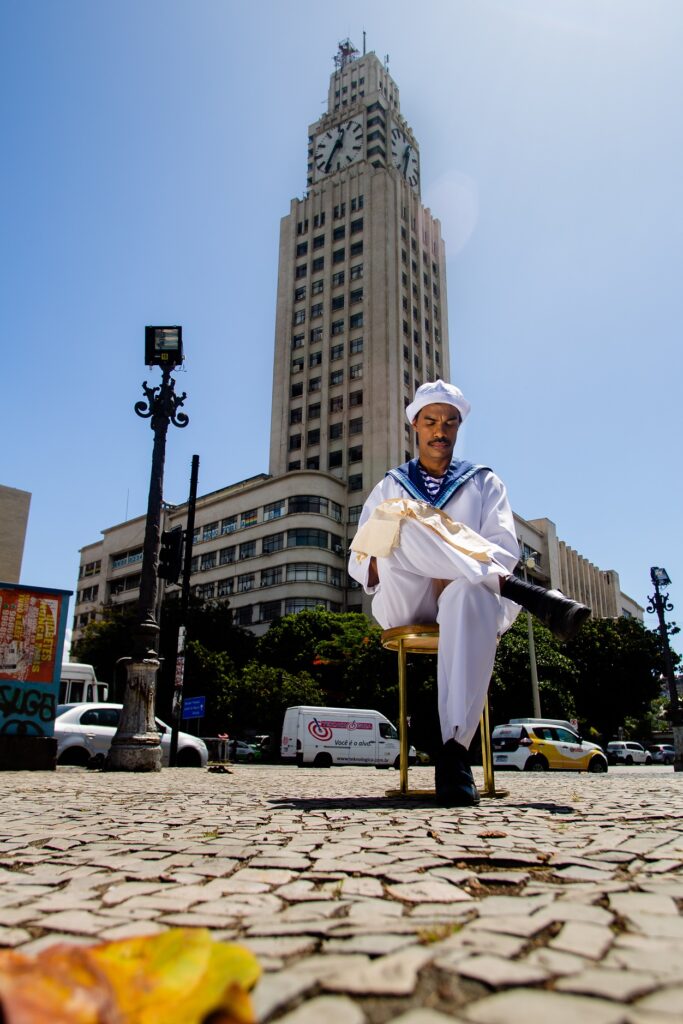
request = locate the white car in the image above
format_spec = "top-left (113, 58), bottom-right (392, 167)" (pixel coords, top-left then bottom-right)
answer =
top-left (606, 741), bottom-right (652, 766)
top-left (54, 704), bottom-right (208, 768)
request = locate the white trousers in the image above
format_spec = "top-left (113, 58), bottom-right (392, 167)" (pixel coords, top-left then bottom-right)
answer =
top-left (371, 518), bottom-right (509, 749)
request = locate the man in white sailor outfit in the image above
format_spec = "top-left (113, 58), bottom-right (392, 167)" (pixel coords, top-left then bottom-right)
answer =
top-left (348, 380), bottom-right (590, 806)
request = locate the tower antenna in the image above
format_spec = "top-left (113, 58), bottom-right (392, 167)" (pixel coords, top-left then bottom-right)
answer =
top-left (334, 38), bottom-right (359, 70)
top-left (363, 30), bottom-right (366, 55)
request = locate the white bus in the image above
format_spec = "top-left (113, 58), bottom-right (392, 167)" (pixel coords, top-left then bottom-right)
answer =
top-left (59, 663), bottom-right (109, 705)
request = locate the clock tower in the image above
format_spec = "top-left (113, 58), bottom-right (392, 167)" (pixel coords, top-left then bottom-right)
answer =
top-left (269, 39), bottom-right (450, 596)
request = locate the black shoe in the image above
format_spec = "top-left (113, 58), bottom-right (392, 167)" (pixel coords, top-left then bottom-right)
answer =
top-left (500, 577), bottom-right (591, 642)
top-left (435, 739), bottom-right (480, 807)
top-left (535, 589), bottom-right (591, 641)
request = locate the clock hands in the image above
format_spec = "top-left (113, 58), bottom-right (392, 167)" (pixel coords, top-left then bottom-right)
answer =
top-left (401, 143), bottom-right (413, 177)
top-left (325, 126), bottom-right (346, 173)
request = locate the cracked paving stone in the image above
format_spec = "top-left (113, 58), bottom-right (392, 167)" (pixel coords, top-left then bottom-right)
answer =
top-left (392, 1012), bottom-right (471, 1024)
top-left (609, 892), bottom-right (679, 917)
top-left (533, 902), bottom-right (614, 928)
top-left (549, 921), bottom-right (614, 960)
top-left (276, 994), bottom-right (366, 1024)
top-left (99, 920), bottom-right (168, 941)
top-left (449, 953), bottom-right (549, 987)
top-left (33, 909), bottom-right (127, 936)
top-left (462, 988), bottom-right (630, 1024)
top-left (242, 936), bottom-right (319, 958)
top-left (322, 947), bottom-right (434, 996)
top-left (323, 934), bottom-right (417, 956)
top-left (0, 927), bottom-right (32, 947)
top-left (521, 948), bottom-right (588, 977)
top-left (251, 970), bottom-right (320, 1022)
top-left (476, 894), bottom-right (552, 917)
top-left (634, 984), bottom-right (683, 1014)
top-left (385, 881), bottom-right (472, 903)
top-left (627, 914), bottom-right (683, 939)
top-left (555, 968), bottom-right (660, 1001)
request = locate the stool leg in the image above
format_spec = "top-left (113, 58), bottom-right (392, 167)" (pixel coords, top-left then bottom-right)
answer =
top-left (480, 697), bottom-right (495, 797)
top-left (398, 637), bottom-right (409, 795)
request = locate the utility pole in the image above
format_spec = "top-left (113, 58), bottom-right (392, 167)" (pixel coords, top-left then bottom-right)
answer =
top-left (647, 567), bottom-right (682, 772)
top-left (169, 454), bottom-right (199, 766)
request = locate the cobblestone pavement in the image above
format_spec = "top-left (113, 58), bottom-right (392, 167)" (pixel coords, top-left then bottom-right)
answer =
top-left (1, 763), bottom-right (682, 1023)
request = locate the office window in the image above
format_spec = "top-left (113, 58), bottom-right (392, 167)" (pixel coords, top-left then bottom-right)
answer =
top-left (239, 540), bottom-right (256, 560)
top-left (307, 428), bottom-right (320, 446)
top-left (333, 225), bottom-right (346, 241)
top-left (195, 582), bottom-right (215, 600)
top-left (295, 264), bottom-right (307, 279)
top-left (348, 504), bottom-right (362, 525)
top-left (241, 508), bottom-right (257, 529)
top-left (349, 312), bottom-right (363, 329)
top-left (331, 320), bottom-right (344, 335)
top-left (314, 211), bottom-right (325, 227)
top-left (349, 390), bottom-right (363, 407)
top-left (333, 202), bottom-right (346, 219)
top-left (332, 270), bottom-right (345, 287)
top-left (348, 473), bottom-right (363, 492)
top-left (404, 370), bottom-right (410, 386)
top-left (332, 295), bottom-right (344, 311)
top-left (262, 533), bottom-right (284, 554)
top-left (260, 599), bottom-right (282, 621)
top-left (330, 369), bottom-right (344, 386)
top-left (289, 433), bottom-right (302, 451)
top-left (348, 445), bottom-right (363, 463)
top-left (306, 456), bottom-right (319, 470)
top-left (350, 241), bottom-right (363, 256)
top-left (202, 521), bottom-right (218, 541)
top-left (292, 357), bottom-right (304, 374)
top-left (291, 382), bottom-right (303, 398)
top-left (311, 302), bottom-right (323, 318)
top-left (288, 460), bottom-right (301, 470)
top-left (312, 256), bottom-right (324, 271)
top-left (309, 351), bottom-right (322, 368)
top-left (310, 326), bottom-right (323, 343)
top-left (293, 309), bottom-right (305, 325)
top-left (333, 248), bottom-right (345, 264)
top-left (287, 563), bottom-right (327, 582)
top-left (313, 234), bottom-right (325, 250)
top-left (350, 288), bottom-right (363, 304)
top-left (330, 422), bottom-right (343, 439)
top-left (350, 363), bottom-right (363, 379)
top-left (289, 408), bottom-right (302, 425)
top-left (285, 598), bottom-right (325, 614)
top-left (351, 194), bottom-right (364, 209)
top-left (328, 450), bottom-right (343, 469)
top-left (331, 343), bottom-right (344, 361)
top-left (311, 278), bottom-right (323, 294)
top-left (294, 286), bottom-right (306, 301)
top-left (233, 605), bottom-right (253, 625)
top-left (349, 416), bottom-right (363, 434)
top-left (263, 499), bottom-right (285, 520)
top-left (221, 516), bottom-right (237, 535)
top-left (308, 402), bottom-right (321, 419)
top-left (350, 263), bottom-right (363, 280)
top-left (350, 217), bottom-right (363, 233)
top-left (217, 577), bottom-right (233, 597)
top-left (200, 551), bottom-right (216, 570)
top-left (219, 546), bottom-right (235, 565)
top-left (291, 333), bottom-right (304, 349)
top-left (287, 528), bottom-right (329, 549)
top-left (237, 573), bottom-right (255, 593)
top-left (330, 395), bottom-right (343, 412)
top-left (350, 337), bottom-right (363, 354)
top-left (261, 567), bottom-right (282, 588)
top-left (296, 241), bottom-right (308, 257)
top-left (309, 376), bottom-right (321, 392)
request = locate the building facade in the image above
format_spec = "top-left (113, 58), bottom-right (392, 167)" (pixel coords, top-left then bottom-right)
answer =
top-left (71, 42), bottom-right (642, 644)
top-left (0, 485), bottom-right (31, 584)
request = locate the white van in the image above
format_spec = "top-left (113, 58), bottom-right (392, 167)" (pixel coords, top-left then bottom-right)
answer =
top-left (59, 663), bottom-right (109, 705)
top-left (281, 705), bottom-right (414, 768)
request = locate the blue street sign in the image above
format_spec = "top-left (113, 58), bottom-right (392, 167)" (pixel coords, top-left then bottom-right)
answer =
top-left (181, 696), bottom-right (206, 720)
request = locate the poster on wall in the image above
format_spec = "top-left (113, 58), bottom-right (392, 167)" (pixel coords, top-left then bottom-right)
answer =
top-left (0, 583), bottom-right (72, 738)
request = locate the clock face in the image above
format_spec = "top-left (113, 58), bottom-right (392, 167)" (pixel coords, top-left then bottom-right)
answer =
top-left (391, 126), bottom-right (420, 189)
top-left (314, 119), bottom-right (364, 178)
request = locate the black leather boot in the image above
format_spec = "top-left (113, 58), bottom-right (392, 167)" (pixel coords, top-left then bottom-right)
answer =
top-left (435, 739), bottom-right (480, 806)
top-left (500, 577), bottom-right (591, 642)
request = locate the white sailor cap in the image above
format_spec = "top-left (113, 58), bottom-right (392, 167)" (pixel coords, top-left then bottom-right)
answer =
top-left (405, 379), bottom-right (471, 424)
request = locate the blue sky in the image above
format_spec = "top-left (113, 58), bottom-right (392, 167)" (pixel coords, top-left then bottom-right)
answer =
top-left (3, 0), bottom-right (682, 656)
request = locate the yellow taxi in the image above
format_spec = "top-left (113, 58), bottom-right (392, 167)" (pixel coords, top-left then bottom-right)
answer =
top-left (492, 718), bottom-right (608, 773)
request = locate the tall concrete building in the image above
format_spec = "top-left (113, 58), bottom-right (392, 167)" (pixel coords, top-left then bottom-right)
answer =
top-left (71, 42), bottom-right (642, 645)
top-left (0, 485), bottom-right (31, 584)
top-left (269, 41), bottom-right (449, 495)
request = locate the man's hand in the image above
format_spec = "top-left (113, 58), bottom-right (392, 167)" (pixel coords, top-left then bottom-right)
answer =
top-left (368, 557), bottom-right (379, 588)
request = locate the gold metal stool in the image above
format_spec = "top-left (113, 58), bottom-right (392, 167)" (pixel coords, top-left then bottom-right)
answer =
top-left (381, 623), bottom-right (503, 799)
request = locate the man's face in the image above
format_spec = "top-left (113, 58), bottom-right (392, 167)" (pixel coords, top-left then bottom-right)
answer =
top-left (413, 403), bottom-right (461, 462)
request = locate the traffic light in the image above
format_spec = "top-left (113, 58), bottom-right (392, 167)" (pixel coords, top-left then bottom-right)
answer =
top-left (158, 527), bottom-right (184, 583)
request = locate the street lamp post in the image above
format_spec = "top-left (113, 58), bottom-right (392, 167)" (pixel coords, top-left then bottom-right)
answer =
top-left (106, 328), bottom-right (188, 772)
top-left (647, 567), bottom-right (682, 772)
top-left (522, 557), bottom-right (542, 718)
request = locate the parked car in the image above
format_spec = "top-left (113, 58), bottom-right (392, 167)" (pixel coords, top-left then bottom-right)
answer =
top-left (54, 704), bottom-right (208, 768)
top-left (229, 739), bottom-right (261, 763)
top-left (492, 719), bottom-right (608, 773)
top-left (646, 743), bottom-right (675, 765)
top-left (606, 741), bottom-right (652, 766)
